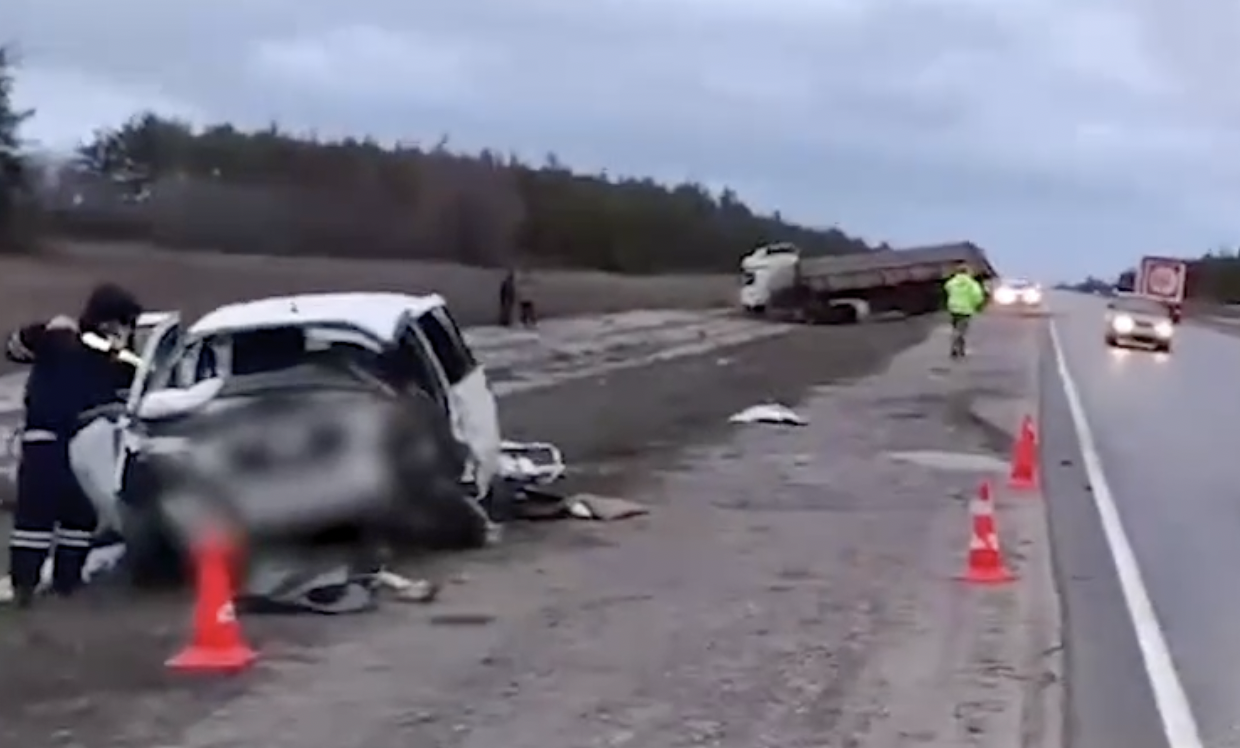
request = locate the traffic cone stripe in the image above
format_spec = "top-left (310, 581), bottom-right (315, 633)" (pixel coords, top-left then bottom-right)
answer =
top-left (960, 480), bottom-right (1014, 584)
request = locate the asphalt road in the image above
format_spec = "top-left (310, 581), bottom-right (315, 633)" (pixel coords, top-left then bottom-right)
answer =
top-left (1045, 291), bottom-right (1240, 748)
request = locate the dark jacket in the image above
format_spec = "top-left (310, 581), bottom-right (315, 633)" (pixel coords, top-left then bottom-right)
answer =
top-left (6, 322), bottom-right (134, 436)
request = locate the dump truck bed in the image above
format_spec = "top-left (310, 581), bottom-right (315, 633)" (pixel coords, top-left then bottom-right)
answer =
top-left (797, 242), bottom-right (996, 293)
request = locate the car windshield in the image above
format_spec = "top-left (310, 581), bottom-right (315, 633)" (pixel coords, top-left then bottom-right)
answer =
top-left (188, 324), bottom-right (384, 383)
top-left (132, 324), bottom-right (155, 353)
top-left (1111, 297), bottom-right (1168, 316)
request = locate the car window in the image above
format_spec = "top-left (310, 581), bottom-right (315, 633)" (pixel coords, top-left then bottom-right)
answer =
top-left (385, 327), bottom-right (448, 405)
top-left (1113, 297), bottom-right (1167, 315)
top-left (416, 308), bottom-right (475, 385)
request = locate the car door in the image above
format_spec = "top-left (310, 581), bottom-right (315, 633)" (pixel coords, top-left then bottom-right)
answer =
top-left (414, 307), bottom-right (501, 497)
top-left (68, 313), bottom-right (183, 531)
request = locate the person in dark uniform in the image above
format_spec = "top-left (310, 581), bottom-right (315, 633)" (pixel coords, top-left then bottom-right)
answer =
top-left (4, 283), bottom-right (143, 607)
top-left (498, 269), bottom-right (516, 327)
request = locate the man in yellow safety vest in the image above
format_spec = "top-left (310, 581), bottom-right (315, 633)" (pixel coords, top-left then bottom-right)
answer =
top-left (944, 263), bottom-right (987, 358)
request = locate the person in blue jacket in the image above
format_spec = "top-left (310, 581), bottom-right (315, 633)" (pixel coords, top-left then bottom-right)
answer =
top-left (4, 283), bottom-right (143, 607)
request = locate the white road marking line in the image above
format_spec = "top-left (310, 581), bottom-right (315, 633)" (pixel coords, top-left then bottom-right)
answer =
top-left (1049, 320), bottom-right (1203, 748)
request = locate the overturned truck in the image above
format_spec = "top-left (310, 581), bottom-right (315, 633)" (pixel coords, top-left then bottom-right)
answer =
top-left (739, 241), bottom-right (997, 324)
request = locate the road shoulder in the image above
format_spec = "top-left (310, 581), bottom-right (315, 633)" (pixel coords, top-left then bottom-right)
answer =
top-left (106, 315), bottom-right (1065, 748)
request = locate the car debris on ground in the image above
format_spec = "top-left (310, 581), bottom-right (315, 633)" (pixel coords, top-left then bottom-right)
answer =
top-left (728, 402), bottom-right (807, 425)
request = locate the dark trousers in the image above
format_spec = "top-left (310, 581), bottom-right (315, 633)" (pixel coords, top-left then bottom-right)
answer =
top-left (519, 300), bottom-right (536, 328)
top-left (498, 295), bottom-right (514, 327)
top-left (949, 313), bottom-right (972, 357)
top-left (9, 439), bottom-right (97, 595)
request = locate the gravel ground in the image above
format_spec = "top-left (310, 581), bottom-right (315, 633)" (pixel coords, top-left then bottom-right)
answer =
top-left (0, 312), bottom-right (1062, 748)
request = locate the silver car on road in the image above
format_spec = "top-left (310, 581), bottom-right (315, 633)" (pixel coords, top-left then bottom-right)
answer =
top-left (1104, 294), bottom-right (1175, 352)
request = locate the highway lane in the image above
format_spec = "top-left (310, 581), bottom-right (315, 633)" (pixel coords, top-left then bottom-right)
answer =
top-left (1048, 290), bottom-right (1240, 747)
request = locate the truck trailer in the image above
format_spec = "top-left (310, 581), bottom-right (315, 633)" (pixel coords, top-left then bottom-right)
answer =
top-left (740, 241), bottom-right (997, 324)
top-left (1134, 255), bottom-right (1187, 323)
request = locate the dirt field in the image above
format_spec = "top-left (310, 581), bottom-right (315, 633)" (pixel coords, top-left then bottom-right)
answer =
top-left (0, 239), bottom-right (736, 369)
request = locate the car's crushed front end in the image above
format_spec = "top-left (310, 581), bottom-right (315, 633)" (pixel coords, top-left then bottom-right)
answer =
top-left (100, 361), bottom-right (474, 582)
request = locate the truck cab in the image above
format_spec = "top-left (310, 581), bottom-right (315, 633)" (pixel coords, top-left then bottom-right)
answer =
top-left (740, 243), bottom-right (801, 314)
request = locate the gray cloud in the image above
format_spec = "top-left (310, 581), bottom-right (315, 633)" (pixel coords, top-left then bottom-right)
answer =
top-left (9, 0), bottom-right (1240, 279)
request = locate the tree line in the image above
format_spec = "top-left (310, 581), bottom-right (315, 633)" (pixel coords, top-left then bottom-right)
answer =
top-left (0, 49), bottom-right (885, 272)
top-left (0, 47), bottom-right (36, 253)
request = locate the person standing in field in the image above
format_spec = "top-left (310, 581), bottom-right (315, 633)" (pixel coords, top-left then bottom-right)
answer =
top-left (498, 269), bottom-right (516, 327)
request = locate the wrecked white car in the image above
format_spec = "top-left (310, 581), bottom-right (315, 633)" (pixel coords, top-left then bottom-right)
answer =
top-left (68, 292), bottom-right (563, 588)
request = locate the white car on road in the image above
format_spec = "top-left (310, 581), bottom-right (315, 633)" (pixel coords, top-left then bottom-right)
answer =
top-left (991, 279), bottom-right (1044, 311)
top-left (1104, 294), bottom-right (1175, 353)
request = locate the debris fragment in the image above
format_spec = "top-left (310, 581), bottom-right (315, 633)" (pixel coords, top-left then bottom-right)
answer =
top-left (376, 569), bottom-right (441, 604)
top-left (499, 440), bottom-right (566, 486)
top-left (565, 494), bottom-right (649, 521)
top-left (510, 490), bottom-right (649, 522)
top-left (728, 403), bottom-right (807, 426)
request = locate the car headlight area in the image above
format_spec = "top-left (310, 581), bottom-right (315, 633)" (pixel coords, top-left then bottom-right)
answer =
top-left (994, 288), bottom-right (1017, 305)
top-left (1154, 321), bottom-right (1174, 338)
top-left (1111, 315), bottom-right (1135, 333)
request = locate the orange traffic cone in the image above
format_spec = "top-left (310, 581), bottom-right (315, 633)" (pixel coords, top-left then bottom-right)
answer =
top-left (166, 529), bottom-right (257, 673)
top-left (959, 481), bottom-right (1014, 584)
top-left (1008, 415), bottom-right (1039, 491)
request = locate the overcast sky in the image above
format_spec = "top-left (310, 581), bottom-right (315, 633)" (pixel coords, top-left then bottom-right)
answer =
top-left (8, 0), bottom-right (1240, 281)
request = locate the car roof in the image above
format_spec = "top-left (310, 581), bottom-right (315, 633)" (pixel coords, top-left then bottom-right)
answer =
top-left (189, 292), bottom-right (446, 341)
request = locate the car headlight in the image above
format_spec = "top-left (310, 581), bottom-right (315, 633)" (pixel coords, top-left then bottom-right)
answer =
top-left (994, 288), bottom-right (1016, 304)
top-left (1022, 289), bottom-right (1042, 304)
top-left (1111, 315), bottom-right (1135, 333)
top-left (1154, 321), bottom-right (1174, 337)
